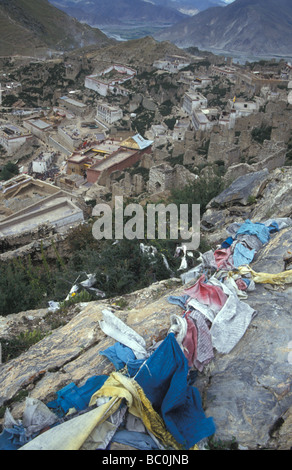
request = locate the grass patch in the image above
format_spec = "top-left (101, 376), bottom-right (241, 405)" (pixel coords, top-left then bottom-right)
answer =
top-left (251, 124), bottom-right (272, 144)
top-left (1, 329), bottom-right (48, 363)
top-left (206, 436), bottom-right (238, 450)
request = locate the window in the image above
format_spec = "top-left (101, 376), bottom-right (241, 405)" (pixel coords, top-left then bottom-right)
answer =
top-left (155, 181), bottom-right (162, 192)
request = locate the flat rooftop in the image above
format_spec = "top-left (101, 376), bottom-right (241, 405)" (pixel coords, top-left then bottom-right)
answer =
top-left (0, 195), bottom-right (83, 237)
top-left (184, 91), bottom-right (207, 100)
top-left (91, 149), bottom-right (135, 172)
top-left (60, 96), bottom-right (87, 108)
top-left (174, 120), bottom-right (189, 128)
top-left (86, 70), bottom-right (135, 85)
top-left (59, 126), bottom-right (81, 139)
top-left (0, 124), bottom-right (31, 137)
top-left (93, 141), bottom-right (121, 154)
top-left (26, 119), bottom-right (52, 130)
top-left (193, 111), bottom-right (209, 124)
top-left (68, 154), bottom-right (91, 163)
top-left (97, 103), bottom-right (122, 111)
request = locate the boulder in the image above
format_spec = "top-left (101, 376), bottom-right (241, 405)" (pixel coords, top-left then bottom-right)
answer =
top-left (208, 169), bottom-right (269, 208)
top-left (201, 167), bottom-right (292, 245)
top-left (251, 167), bottom-right (292, 222)
top-left (142, 97), bottom-right (157, 112)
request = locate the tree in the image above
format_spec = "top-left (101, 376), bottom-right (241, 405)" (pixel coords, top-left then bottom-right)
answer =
top-left (0, 162), bottom-right (19, 181)
top-left (251, 125), bottom-right (272, 144)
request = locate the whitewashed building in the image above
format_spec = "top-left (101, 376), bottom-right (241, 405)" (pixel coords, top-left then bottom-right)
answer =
top-left (23, 118), bottom-right (53, 142)
top-left (96, 102), bottom-right (123, 124)
top-left (85, 64), bottom-right (136, 97)
top-left (227, 99), bottom-right (259, 117)
top-left (0, 124), bottom-right (32, 153)
top-left (31, 152), bottom-right (54, 174)
top-left (153, 55), bottom-right (190, 73)
top-left (172, 120), bottom-right (190, 141)
top-left (190, 75), bottom-right (212, 91)
top-left (182, 91), bottom-right (208, 115)
top-left (218, 110), bottom-right (236, 129)
top-left (211, 65), bottom-right (237, 82)
top-left (191, 108), bottom-right (218, 132)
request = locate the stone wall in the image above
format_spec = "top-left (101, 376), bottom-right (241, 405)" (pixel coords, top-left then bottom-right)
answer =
top-left (207, 128), bottom-right (240, 165)
top-left (224, 140), bottom-right (287, 182)
top-left (148, 163), bottom-right (198, 194)
top-left (111, 173), bottom-right (146, 198)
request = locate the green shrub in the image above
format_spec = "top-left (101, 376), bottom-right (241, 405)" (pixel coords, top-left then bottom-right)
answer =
top-left (159, 100), bottom-right (173, 116)
top-left (285, 136), bottom-right (292, 165)
top-left (58, 290), bottom-right (94, 310)
top-left (1, 330), bottom-right (48, 362)
top-left (251, 125), bottom-right (272, 144)
top-left (197, 139), bottom-right (210, 156)
top-left (0, 258), bottom-right (46, 315)
top-left (131, 108), bottom-right (155, 136)
top-left (206, 436), bottom-right (238, 450)
top-left (167, 153), bottom-right (184, 166)
top-left (164, 117), bottom-right (176, 130)
top-left (170, 175), bottom-right (224, 217)
top-left (2, 95), bottom-right (18, 107)
top-left (0, 174), bottom-right (227, 317)
top-left (0, 162), bottom-right (19, 181)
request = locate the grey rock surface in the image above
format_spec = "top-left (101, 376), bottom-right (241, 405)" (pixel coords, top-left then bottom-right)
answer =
top-left (0, 209), bottom-right (291, 450)
top-left (208, 169), bottom-right (269, 208)
top-left (202, 167), bottom-right (292, 245)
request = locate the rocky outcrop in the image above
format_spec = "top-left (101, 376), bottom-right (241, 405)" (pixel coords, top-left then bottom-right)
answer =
top-left (202, 167), bottom-right (292, 244)
top-left (1, 166), bottom-right (292, 450)
top-left (0, 223), bottom-right (291, 449)
top-left (196, 225), bottom-right (292, 450)
top-left (0, 278), bottom-right (182, 417)
top-left (223, 141), bottom-right (287, 183)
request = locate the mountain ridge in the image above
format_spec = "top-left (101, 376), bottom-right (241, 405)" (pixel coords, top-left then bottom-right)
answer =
top-left (154, 0), bottom-right (292, 59)
top-left (49, 0), bottom-right (187, 27)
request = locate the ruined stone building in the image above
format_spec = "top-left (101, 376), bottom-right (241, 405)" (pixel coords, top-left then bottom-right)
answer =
top-left (148, 163), bottom-right (197, 194)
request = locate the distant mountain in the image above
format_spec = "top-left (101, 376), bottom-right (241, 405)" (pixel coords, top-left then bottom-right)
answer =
top-left (146, 1), bottom-right (226, 16)
top-left (143, 1), bottom-right (226, 16)
top-left (154, 0), bottom-right (292, 59)
top-left (49, 0), bottom-right (187, 27)
top-left (0, 0), bottom-right (112, 57)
